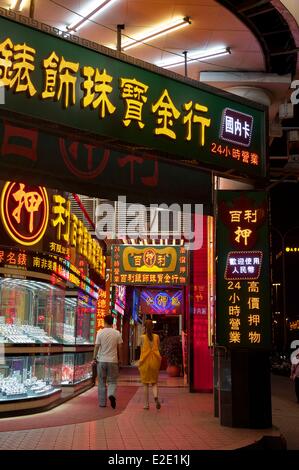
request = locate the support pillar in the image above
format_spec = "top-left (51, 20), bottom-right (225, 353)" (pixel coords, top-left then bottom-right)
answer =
top-left (216, 349), bottom-right (272, 428)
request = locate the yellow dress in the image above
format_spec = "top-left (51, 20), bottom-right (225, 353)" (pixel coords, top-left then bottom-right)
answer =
top-left (138, 334), bottom-right (161, 384)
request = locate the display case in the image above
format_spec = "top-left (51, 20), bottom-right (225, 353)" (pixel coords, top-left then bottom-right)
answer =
top-left (0, 354), bottom-right (62, 401)
top-left (62, 294), bottom-right (96, 345)
top-left (61, 352), bottom-right (93, 385)
top-left (76, 292), bottom-right (96, 344)
top-left (61, 297), bottom-right (77, 344)
top-left (0, 278), bottom-right (65, 344)
top-left (0, 277), bottom-right (97, 413)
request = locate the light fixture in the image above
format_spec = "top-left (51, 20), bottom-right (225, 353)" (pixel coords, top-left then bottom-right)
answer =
top-left (156, 47), bottom-right (231, 69)
top-left (10, 0), bottom-right (27, 11)
top-left (121, 17), bottom-right (191, 52)
top-left (66, 0), bottom-right (118, 33)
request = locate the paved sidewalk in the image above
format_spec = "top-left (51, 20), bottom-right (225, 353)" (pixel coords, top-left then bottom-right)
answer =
top-left (271, 374), bottom-right (299, 450)
top-left (0, 374), bottom-right (280, 450)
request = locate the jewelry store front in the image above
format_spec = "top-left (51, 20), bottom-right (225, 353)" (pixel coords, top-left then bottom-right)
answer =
top-left (0, 181), bottom-right (105, 414)
top-left (0, 9), bottom-right (271, 428)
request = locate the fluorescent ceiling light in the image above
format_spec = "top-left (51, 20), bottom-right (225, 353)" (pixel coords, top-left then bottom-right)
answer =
top-left (156, 47), bottom-right (231, 68)
top-left (67, 0), bottom-right (118, 33)
top-left (122, 17), bottom-right (191, 52)
top-left (10, 0), bottom-right (27, 10)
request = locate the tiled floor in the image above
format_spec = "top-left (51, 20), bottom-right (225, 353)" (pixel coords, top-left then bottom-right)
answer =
top-left (0, 370), bottom-right (281, 450)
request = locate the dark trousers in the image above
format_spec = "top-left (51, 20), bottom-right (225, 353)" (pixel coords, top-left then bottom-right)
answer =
top-left (295, 377), bottom-right (299, 403)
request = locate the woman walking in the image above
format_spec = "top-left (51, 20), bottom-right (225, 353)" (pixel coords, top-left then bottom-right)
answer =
top-left (138, 319), bottom-right (162, 410)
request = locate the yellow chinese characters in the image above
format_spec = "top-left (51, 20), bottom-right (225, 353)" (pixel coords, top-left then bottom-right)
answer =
top-left (248, 297), bottom-right (260, 310)
top-left (248, 331), bottom-right (261, 343)
top-left (248, 314), bottom-right (260, 326)
top-left (0, 37), bottom-right (36, 96)
top-left (227, 281), bottom-right (241, 344)
top-left (248, 281), bottom-right (259, 293)
top-left (234, 226), bottom-right (252, 246)
top-left (229, 331), bottom-right (241, 344)
top-left (244, 210), bottom-right (257, 223)
top-left (183, 101), bottom-right (211, 146)
top-left (229, 317), bottom-right (240, 330)
top-left (12, 183), bottom-right (43, 233)
top-left (247, 282), bottom-right (261, 344)
top-left (229, 209), bottom-right (258, 223)
top-left (120, 78), bottom-right (148, 128)
top-left (152, 89), bottom-right (180, 139)
top-left (41, 51), bottom-right (79, 107)
top-left (50, 194), bottom-right (105, 276)
top-left (82, 67), bottom-right (116, 118)
top-left (156, 294), bottom-right (169, 308)
top-left (228, 305), bottom-right (240, 316)
top-left (51, 195), bottom-right (71, 242)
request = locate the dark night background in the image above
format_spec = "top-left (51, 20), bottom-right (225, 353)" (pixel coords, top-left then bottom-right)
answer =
top-left (270, 183), bottom-right (299, 352)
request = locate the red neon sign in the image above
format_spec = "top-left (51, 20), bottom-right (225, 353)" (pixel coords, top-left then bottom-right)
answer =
top-left (0, 182), bottom-right (49, 246)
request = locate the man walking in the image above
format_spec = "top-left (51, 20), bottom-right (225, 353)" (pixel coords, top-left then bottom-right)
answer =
top-left (93, 314), bottom-right (123, 409)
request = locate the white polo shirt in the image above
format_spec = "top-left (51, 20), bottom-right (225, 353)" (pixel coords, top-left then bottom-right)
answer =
top-left (95, 327), bottom-right (123, 363)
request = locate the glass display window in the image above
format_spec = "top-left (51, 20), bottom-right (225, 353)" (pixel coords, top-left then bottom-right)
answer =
top-left (0, 278), bottom-right (65, 343)
top-left (62, 294), bottom-right (96, 345)
top-left (0, 354), bottom-right (62, 401)
top-left (62, 297), bottom-right (77, 344)
top-left (76, 291), bottom-right (96, 345)
top-left (61, 352), bottom-right (93, 385)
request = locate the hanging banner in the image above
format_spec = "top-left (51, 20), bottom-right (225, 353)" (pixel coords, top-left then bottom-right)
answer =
top-left (216, 191), bottom-right (271, 349)
top-left (0, 10), bottom-right (266, 178)
top-left (111, 245), bottom-right (188, 285)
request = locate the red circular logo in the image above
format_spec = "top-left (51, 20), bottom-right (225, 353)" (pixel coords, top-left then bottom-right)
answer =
top-left (0, 182), bottom-right (49, 246)
top-left (143, 248), bottom-right (156, 268)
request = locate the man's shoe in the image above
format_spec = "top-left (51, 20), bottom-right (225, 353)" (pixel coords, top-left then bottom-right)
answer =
top-left (109, 395), bottom-right (116, 409)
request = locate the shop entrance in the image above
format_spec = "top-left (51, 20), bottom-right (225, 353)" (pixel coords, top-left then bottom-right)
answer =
top-left (132, 287), bottom-right (185, 371)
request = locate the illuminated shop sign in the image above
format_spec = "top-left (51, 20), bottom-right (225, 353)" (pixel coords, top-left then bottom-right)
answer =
top-left (111, 245), bottom-right (188, 285)
top-left (96, 289), bottom-right (107, 331)
top-left (114, 285), bottom-right (126, 316)
top-left (0, 13), bottom-right (266, 177)
top-left (49, 193), bottom-right (105, 278)
top-left (216, 192), bottom-right (271, 349)
top-left (0, 181), bottom-right (49, 246)
top-left (140, 289), bottom-right (183, 315)
top-left (220, 108), bottom-right (253, 147)
top-left (225, 251), bottom-right (263, 280)
top-left (0, 180), bottom-right (105, 278)
top-left (0, 247), bottom-right (99, 298)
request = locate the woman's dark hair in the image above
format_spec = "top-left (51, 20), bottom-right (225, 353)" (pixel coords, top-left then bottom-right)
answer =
top-left (144, 319), bottom-right (153, 341)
